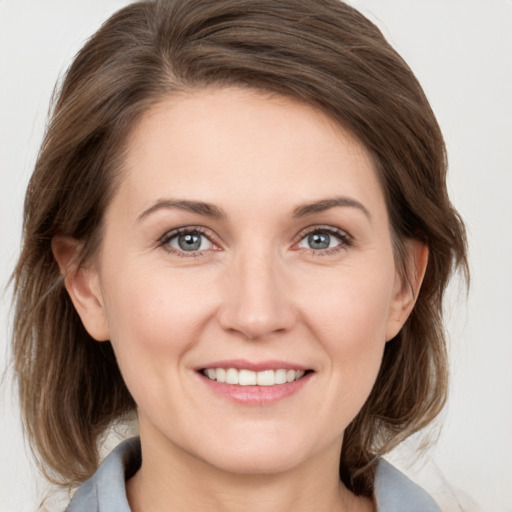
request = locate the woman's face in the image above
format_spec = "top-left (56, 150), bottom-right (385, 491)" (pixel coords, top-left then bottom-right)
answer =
top-left (73, 88), bottom-right (416, 475)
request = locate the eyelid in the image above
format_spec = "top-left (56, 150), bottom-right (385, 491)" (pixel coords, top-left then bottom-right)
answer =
top-left (295, 224), bottom-right (352, 240)
top-left (292, 225), bottom-right (353, 252)
top-left (157, 224), bottom-right (352, 257)
top-left (158, 225), bottom-right (221, 256)
top-left (160, 225), bottom-right (203, 242)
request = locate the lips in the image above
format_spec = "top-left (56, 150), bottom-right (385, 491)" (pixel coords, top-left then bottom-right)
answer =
top-left (196, 360), bottom-right (313, 404)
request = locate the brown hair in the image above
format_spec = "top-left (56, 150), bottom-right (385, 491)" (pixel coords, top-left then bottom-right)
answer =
top-left (12, 0), bottom-right (468, 497)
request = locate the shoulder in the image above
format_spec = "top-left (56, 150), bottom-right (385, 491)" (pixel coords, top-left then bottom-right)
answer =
top-left (374, 458), bottom-right (441, 512)
top-left (65, 437), bottom-right (141, 512)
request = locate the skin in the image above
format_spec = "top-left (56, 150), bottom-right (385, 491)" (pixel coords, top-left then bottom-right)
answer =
top-left (55, 88), bottom-right (427, 512)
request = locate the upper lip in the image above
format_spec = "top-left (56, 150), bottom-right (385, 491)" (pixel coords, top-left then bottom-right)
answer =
top-left (197, 359), bottom-right (311, 372)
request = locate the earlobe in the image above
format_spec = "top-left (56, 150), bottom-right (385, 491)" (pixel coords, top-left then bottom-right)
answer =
top-left (385, 241), bottom-right (429, 341)
top-left (52, 235), bottom-right (110, 341)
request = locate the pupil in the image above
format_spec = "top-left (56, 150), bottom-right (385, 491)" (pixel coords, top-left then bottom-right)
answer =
top-left (309, 232), bottom-right (330, 249)
top-left (178, 233), bottom-right (201, 251)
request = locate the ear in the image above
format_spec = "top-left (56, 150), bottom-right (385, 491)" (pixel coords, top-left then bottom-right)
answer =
top-left (385, 240), bottom-right (429, 341)
top-left (52, 235), bottom-right (110, 341)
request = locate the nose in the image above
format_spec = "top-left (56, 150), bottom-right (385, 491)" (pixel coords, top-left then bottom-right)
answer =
top-left (218, 248), bottom-right (297, 341)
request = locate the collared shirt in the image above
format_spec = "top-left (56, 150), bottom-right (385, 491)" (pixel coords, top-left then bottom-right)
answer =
top-left (65, 437), bottom-right (441, 511)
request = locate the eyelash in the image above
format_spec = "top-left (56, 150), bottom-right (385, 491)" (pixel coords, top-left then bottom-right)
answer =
top-left (293, 225), bottom-right (353, 256)
top-left (158, 226), bottom-right (217, 258)
top-left (158, 225), bottom-right (352, 258)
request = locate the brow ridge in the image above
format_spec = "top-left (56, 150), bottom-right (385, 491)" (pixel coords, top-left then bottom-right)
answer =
top-left (137, 199), bottom-right (226, 222)
top-left (293, 197), bottom-right (371, 220)
top-left (137, 196), bottom-right (370, 222)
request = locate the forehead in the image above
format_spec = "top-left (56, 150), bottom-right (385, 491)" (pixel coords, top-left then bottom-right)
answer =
top-left (113, 87), bottom-right (384, 218)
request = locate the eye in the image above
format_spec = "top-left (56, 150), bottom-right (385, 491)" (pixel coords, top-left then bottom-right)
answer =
top-left (297, 228), bottom-right (350, 251)
top-left (161, 228), bottom-right (214, 254)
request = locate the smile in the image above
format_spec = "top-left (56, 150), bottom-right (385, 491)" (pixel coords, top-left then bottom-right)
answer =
top-left (201, 368), bottom-right (306, 386)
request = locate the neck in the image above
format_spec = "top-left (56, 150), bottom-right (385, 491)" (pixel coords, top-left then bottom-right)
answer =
top-left (126, 426), bottom-right (374, 512)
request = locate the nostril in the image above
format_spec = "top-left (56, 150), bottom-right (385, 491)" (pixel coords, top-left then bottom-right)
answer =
top-left (218, 306), bottom-right (297, 341)
top-left (217, 264), bottom-right (297, 340)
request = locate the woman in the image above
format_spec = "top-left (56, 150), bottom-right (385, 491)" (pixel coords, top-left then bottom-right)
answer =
top-left (11, 0), bottom-right (467, 510)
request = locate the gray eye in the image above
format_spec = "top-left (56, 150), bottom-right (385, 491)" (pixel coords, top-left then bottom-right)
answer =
top-left (298, 229), bottom-right (345, 251)
top-left (308, 232), bottom-right (331, 250)
top-left (169, 231), bottom-right (212, 252)
top-left (178, 233), bottom-right (202, 251)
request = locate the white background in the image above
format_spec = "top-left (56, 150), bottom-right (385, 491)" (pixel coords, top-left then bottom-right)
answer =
top-left (1, 1), bottom-right (511, 511)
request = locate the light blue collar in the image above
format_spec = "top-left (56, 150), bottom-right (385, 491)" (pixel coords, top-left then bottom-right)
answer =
top-left (66, 437), bottom-right (440, 511)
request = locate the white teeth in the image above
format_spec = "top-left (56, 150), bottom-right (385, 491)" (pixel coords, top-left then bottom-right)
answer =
top-left (225, 368), bottom-right (239, 385)
top-left (256, 370), bottom-right (275, 386)
top-left (275, 369), bottom-right (287, 384)
top-left (203, 368), bottom-right (307, 386)
top-left (205, 368), bottom-right (216, 380)
top-left (239, 369), bottom-right (257, 386)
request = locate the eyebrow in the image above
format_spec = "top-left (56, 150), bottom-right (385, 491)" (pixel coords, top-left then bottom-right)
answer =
top-left (137, 196), bottom-right (371, 222)
top-left (137, 199), bottom-right (226, 222)
top-left (293, 196), bottom-right (371, 220)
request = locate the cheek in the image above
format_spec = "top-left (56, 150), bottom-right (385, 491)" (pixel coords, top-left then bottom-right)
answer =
top-left (99, 266), bottom-right (217, 396)
top-left (300, 260), bottom-right (395, 344)
top-left (297, 261), bottom-right (395, 409)
top-left (103, 264), bottom-right (213, 341)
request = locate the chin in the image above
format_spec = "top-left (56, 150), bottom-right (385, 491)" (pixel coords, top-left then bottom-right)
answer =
top-left (194, 433), bottom-right (327, 476)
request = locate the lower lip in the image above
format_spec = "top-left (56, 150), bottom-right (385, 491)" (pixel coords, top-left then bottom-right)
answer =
top-left (198, 372), bottom-right (313, 405)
